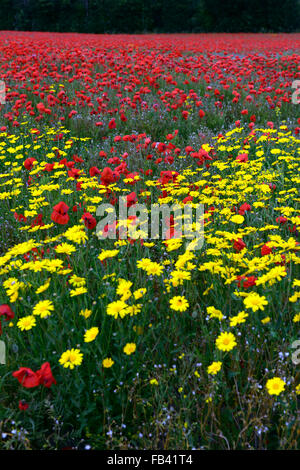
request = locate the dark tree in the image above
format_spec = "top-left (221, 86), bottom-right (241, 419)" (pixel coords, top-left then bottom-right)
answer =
top-left (0, 0), bottom-right (299, 33)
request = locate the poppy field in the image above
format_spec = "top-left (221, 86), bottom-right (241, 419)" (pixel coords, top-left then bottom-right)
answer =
top-left (0, 32), bottom-right (299, 450)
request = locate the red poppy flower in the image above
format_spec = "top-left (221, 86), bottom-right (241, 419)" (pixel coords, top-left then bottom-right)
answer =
top-left (289, 224), bottom-right (298, 233)
top-left (24, 157), bottom-right (36, 170)
top-left (276, 216), bottom-right (288, 225)
top-left (36, 362), bottom-right (57, 388)
top-left (14, 212), bottom-right (27, 223)
top-left (72, 154), bottom-right (84, 163)
top-left (236, 153), bottom-right (248, 162)
top-left (12, 367), bottom-right (40, 388)
top-left (0, 304), bottom-right (15, 321)
top-left (103, 221), bottom-right (117, 237)
top-left (185, 147), bottom-right (194, 157)
top-left (233, 238), bottom-right (246, 252)
top-left (89, 166), bottom-right (101, 177)
top-left (51, 201), bottom-right (69, 225)
top-left (157, 142), bottom-right (167, 153)
top-left (108, 118), bottom-right (116, 129)
top-left (31, 213), bottom-right (44, 228)
top-left (261, 244), bottom-right (273, 256)
top-left (164, 155), bottom-right (174, 165)
top-left (82, 212), bottom-right (97, 230)
top-left (159, 171), bottom-right (179, 185)
top-left (243, 276), bottom-right (257, 289)
top-left (183, 195), bottom-right (193, 204)
top-left (19, 400), bottom-right (29, 411)
top-left (126, 192), bottom-right (137, 208)
top-left (239, 203), bottom-right (251, 215)
top-left (182, 111), bottom-right (188, 120)
top-left (36, 102), bottom-right (46, 113)
top-left (236, 275), bottom-right (257, 289)
top-left (43, 163), bottom-right (55, 172)
top-left (101, 167), bottom-right (114, 186)
top-left (68, 168), bottom-right (81, 179)
top-left (0, 304), bottom-right (14, 335)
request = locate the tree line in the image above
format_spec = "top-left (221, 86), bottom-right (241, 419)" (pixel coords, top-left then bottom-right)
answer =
top-left (0, 0), bottom-right (299, 33)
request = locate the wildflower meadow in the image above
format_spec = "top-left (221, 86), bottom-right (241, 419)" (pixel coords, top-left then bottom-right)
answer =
top-left (0, 32), bottom-right (299, 450)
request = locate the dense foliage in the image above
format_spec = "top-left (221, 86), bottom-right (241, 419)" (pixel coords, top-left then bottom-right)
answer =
top-left (0, 0), bottom-right (299, 33)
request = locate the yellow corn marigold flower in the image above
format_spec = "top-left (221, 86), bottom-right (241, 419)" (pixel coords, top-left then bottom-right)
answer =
top-left (266, 377), bottom-right (286, 396)
top-left (170, 295), bottom-right (189, 312)
top-left (171, 270), bottom-right (191, 284)
top-left (243, 293), bottom-right (268, 312)
top-left (290, 292), bottom-right (300, 303)
top-left (133, 288), bottom-right (147, 300)
top-left (35, 278), bottom-right (51, 294)
top-left (229, 311), bottom-right (248, 327)
top-left (207, 361), bottom-right (222, 375)
top-left (261, 316), bottom-right (271, 324)
top-left (123, 343), bottom-right (136, 355)
top-left (69, 275), bottom-right (86, 287)
top-left (230, 214), bottom-right (244, 224)
top-left (150, 378), bottom-right (158, 386)
top-left (207, 306), bottom-right (224, 320)
top-left (116, 279), bottom-right (132, 301)
top-left (136, 258), bottom-right (152, 270)
top-left (164, 239), bottom-right (182, 252)
top-left (55, 243), bottom-right (76, 255)
top-left (102, 357), bottom-right (114, 368)
top-left (79, 308), bottom-right (92, 319)
top-left (70, 287), bottom-right (87, 297)
top-left (117, 279), bottom-right (133, 296)
top-left (17, 315), bottom-right (36, 331)
top-left (125, 304), bottom-right (142, 316)
top-left (98, 249), bottom-right (119, 262)
top-left (293, 314), bottom-right (300, 323)
top-left (215, 331), bottom-right (237, 352)
top-left (33, 299), bottom-right (54, 318)
top-left (59, 348), bottom-right (83, 369)
top-left (64, 225), bottom-right (88, 245)
top-left (146, 262), bottom-right (164, 276)
top-left (84, 327), bottom-right (99, 343)
top-left (106, 300), bottom-right (128, 319)
top-left (296, 384), bottom-right (300, 395)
